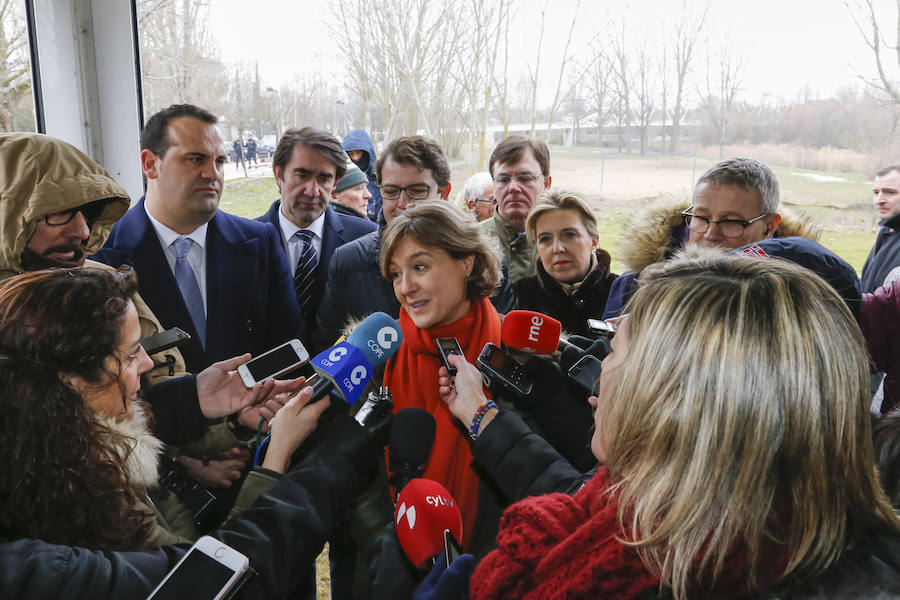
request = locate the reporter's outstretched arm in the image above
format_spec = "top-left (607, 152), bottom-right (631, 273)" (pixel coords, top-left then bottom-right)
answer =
top-left (0, 410), bottom-right (390, 600)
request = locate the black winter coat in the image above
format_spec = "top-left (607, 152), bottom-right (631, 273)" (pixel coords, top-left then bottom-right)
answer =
top-left (514, 249), bottom-right (617, 337)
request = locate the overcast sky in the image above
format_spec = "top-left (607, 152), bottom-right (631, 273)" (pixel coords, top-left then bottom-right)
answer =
top-left (209, 0), bottom-right (889, 104)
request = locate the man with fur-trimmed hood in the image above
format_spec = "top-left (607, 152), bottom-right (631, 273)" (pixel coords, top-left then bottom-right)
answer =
top-left (603, 157), bottom-right (821, 318)
top-left (0, 132), bottom-right (189, 385)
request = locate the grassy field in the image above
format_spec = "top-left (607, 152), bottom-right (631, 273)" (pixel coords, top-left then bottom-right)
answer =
top-left (223, 147), bottom-right (880, 276)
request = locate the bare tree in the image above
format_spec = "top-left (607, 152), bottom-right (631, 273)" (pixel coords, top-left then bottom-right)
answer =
top-left (702, 42), bottom-right (744, 159)
top-left (138, 0), bottom-right (227, 116)
top-left (609, 18), bottom-right (633, 152)
top-left (582, 41), bottom-right (612, 147)
top-left (633, 44), bottom-right (656, 154)
top-left (657, 43), bottom-right (670, 152)
top-left (0, 0), bottom-right (31, 131)
top-left (329, 0), bottom-right (468, 152)
top-left (846, 0), bottom-right (900, 102)
top-left (543, 0), bottom-right (583, 139)
top-left (668, 0), bottom-right (708, 153)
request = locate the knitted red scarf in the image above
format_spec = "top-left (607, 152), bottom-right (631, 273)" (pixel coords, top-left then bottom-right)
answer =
top-left (470, 467), bottom-right (659, 599)
top-left (383, 297), bottom-right (501, 549)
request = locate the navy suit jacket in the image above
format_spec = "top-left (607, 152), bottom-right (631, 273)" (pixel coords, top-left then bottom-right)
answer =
top-left (91, 198), bottom-right (304, 373)
top-left (257, 201), bottom-right (376, 338)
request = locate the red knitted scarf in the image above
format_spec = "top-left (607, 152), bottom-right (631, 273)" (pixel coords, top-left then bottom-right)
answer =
top-left (470, 467), bottom-right (659, 599)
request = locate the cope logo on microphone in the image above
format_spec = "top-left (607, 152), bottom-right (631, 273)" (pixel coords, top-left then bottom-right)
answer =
top-left (396, 502), bottom-right (417, 530)
top-left (366, 326), bottom-right (400, 359)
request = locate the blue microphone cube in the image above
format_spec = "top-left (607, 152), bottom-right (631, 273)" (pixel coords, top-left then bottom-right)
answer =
top-left (310, 342), bottom-right (373, 404)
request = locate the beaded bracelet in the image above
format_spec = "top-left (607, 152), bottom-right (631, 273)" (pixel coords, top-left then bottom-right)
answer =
top-left (469, 400), bottom-right (498, 440)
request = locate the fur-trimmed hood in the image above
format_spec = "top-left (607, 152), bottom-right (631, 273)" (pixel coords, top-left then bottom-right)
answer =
top-left (94, 401), bottom-right (164, 491)
top-left (619, 195), bottom-right (822, 274)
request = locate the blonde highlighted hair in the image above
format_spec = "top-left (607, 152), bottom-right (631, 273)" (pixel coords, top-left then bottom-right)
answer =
top-left (524, 188), bottom-right (599, 245)
top-left (602, 249), bottom-right (900, 598)
top-left (380, 201), bottom-right (501, 301)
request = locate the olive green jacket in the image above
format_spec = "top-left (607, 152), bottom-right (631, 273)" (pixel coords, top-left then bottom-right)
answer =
top-left (480, 211), bottom-right (536, 282)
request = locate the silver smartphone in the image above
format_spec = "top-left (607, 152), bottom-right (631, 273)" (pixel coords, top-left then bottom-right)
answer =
top-left (237, 339), bottom-right (309, 388)
top-left (146, 535), bottom-right (249, 600)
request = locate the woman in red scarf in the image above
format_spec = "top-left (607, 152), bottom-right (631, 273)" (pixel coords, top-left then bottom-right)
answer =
top-left (433, 252), bottom-right (900, 599)
top-left (380, 201), bottom-right (503, 552)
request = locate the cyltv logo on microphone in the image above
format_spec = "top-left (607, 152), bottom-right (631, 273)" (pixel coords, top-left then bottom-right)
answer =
top-left (394, 479), bottom-right (463, 568)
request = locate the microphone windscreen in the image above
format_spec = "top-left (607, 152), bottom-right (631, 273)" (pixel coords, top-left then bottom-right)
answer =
top-left (389, 408), bottom-right (437, 479)
top-left (394, 478), bottom-right (463, 569)
top-left (501, 310), bottom-right (562, 354)
top-left (346, 312), bottom-right (404, 367)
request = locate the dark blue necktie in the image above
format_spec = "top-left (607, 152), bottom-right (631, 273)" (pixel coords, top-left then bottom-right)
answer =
top-left (172, 237), bottom-right (206, 346)
top-left (293, 230), bottom-right (319, 311)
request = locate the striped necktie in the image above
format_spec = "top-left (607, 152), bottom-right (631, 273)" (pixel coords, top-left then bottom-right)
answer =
top-left (171, 237), bottom-right (206, 346)
top-left (293, 229), bottom-right (319, 311)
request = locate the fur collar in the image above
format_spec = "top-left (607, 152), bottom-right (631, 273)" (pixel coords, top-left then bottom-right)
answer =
top-left (620, 196), bottom-right (822, 273)
top-left (94, 401), bottom-right (164, 490)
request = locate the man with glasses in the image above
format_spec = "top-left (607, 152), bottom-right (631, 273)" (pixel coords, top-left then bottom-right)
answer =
top-left (0, 132), bottom-right (190, 386)
top-left (464, 171), bottom-right (496, 222)
top-left (603, 157), bottom-right (795, 319)
top-left (481, 135), bottom-right (552, 282)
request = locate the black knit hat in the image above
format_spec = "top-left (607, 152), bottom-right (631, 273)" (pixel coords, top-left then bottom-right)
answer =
top-left (334, 153), bottom-right (369, 193)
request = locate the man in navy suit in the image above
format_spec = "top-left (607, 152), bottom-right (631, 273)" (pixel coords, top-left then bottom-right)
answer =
top-left (256, 127), bottom-right (376, 350)
top-left (92, 104), bottom-right (304, 374)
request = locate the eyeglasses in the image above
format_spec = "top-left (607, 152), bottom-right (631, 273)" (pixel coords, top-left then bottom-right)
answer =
top-left (378, 183), bottom-right (434, 201)
top-left (681, 208), bottom-right (769, 238)
top-left (493, 173), bottom-right (544, 188)
top-left (44, 199), bottom-right (109, 227)
top-left (475, 196), bottom-right (496, 205)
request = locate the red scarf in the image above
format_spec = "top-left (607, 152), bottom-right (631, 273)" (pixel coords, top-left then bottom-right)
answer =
top-left (470, 467), bottom-right (659, 599)
top-left (384, 297), bottom-right (501, 548)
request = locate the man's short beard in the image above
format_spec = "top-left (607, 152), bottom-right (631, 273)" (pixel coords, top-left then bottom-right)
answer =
top-left (20, 243), bottom-right (86, 270)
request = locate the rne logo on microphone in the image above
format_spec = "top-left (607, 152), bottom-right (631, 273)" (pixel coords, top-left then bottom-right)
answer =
top-left (528, 315), bottom-right (544, 343)
top-left (396, 502), bottom-right (417, 530)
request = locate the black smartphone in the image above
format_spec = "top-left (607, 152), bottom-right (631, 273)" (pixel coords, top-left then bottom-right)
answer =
top-left (443, 529), bottom-right (462, 569)
top-left (436, 337), bottom-right (464, 376)
top-left (141, 327), bottom-right (191, 355)
top-left (587, 319), bottom-right (618, 337)
top-left (568, 354), bottom-right (604, 393)
top-left (476, 343), bottom-right (535, 396)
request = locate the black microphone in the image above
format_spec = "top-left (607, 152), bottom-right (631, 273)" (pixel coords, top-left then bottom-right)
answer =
top-left (388, 408), bottom-right (437, 496)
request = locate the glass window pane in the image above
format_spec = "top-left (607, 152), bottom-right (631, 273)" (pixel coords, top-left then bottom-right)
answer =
top-left (0, 1), bottom-right (36, 132)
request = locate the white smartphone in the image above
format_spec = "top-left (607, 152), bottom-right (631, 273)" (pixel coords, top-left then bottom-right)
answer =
top-left (146, 535), bottom-right (249, 600)
top-left (237, 339), bottom-right (309, 388)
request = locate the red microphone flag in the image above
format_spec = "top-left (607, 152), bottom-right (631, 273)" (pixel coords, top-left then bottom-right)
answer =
top-left (394, 478), bottom-right (463, 569)
top-left (501, 310), bottom-right (562, 354)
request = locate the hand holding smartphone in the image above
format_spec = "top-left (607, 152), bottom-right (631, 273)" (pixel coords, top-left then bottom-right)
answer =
top-left (476, 343), bottom-right (535, 396)
top-left (436, 338), bottom-right (464, 376)
top-left (237, 339), bottom-right (309, 388)
top-left (146, 535), bottom-right (249, 600)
